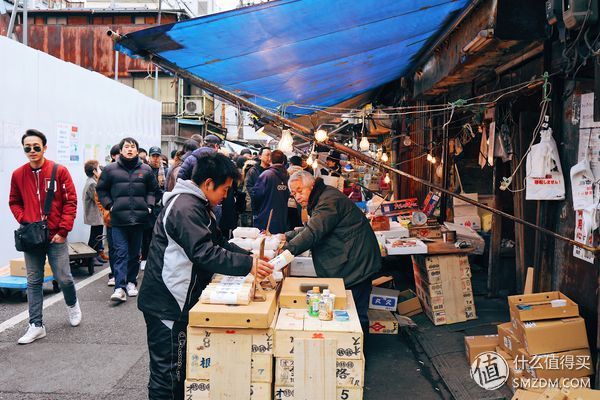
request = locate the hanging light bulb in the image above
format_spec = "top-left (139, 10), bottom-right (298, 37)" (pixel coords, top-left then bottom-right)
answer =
top-left (427, 153), bottom-right (433, 162)
top-left (359, 136), bottom-right (370, 151)
top-left (403, 135), bottom-right (412, 146)
top-left (431, 156), bottom-right (437, 164)
top-left (384, 174), bottom-right (391, 184)
top-left (307, 153), bottom-right (314, 167)
top-left (277, 129), bottom-right (294, 153)
top-left (381, 152), bottom-right (389, 163)
top-left (315, 129), bottom-right (328, 142)
top-left (344, 163), bottom-right (354, 172)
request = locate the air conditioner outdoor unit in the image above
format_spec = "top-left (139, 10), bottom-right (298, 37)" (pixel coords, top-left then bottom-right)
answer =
top-left (184, 99), bottom-right (203, 115)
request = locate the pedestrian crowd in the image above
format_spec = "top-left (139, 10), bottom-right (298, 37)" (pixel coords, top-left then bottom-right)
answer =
top-left (8, 128), bottom-right (381, 400)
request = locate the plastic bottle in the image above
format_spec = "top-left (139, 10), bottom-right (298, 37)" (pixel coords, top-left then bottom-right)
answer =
top-left (309, 287), bottom-right (321, 317)
top-left (319, 289), bottom-right (331, 320)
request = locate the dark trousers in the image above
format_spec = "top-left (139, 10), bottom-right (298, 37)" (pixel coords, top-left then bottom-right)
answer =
top-left (111, 225), bottom-right (143, 290)
top-left (141, 226), bottom-right (152, 261)
top-left (144, 314), bottom-right (187, 400)
top-left (88, 225), bottom-right (104, 252)
top-left (348, 277), bottom-right (372, 332)
top-left (106, 226), bottom-right (115, 279)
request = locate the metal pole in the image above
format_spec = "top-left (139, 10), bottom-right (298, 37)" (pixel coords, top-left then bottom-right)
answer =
top-left (114, 51), bottom-right (118, 80)
top-left (22, 0), bottom-right (27, 46)
top-left (113, 49), bottom-right (599, 253)
top-left (154, 0), bottom-right (162, 100)
top-left (6, 0), bottom-right (18, 39)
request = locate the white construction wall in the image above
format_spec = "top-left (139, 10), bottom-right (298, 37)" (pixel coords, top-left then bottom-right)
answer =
top-left (0, 36), bottom-right (161, 267)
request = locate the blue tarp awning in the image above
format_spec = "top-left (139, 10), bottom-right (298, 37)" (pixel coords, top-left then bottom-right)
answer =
top-left (116, 0), bottom-right (471, 116)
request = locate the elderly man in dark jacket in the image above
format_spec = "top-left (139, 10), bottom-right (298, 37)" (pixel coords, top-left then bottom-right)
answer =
top-left (253, 150), bottom-right (289, 234)
top-left (284, 171), bottom-right (381, 327)
top-left (97, 137), bottom-right (159, 302)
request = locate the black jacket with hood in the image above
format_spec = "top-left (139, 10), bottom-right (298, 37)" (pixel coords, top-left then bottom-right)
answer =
top-left (137, 179), bottom-right (253, 323)
top-left (252, 164), bottom-right (289, 234)
top-left (96, 156), bottom-right (158, 227)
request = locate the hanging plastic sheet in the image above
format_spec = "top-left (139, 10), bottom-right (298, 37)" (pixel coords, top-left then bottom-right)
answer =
top-left (114, 0), bottom-right (471, 116)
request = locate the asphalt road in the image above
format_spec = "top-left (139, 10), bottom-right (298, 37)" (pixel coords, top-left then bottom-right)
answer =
top-left (0, 261), bottom-right (449, 399)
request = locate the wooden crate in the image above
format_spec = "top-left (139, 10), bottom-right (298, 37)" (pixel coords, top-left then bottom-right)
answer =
top-left (184, 379), bottom-right (271, 400)
top-left (187, 318), bottom-right (275, 381)
top-left (273, 386), bottom-right (363, 400)
top-left (275, 291), bottom-right (363, 360)
top-left (367, 310), bottom-right (398, 334)
top-left (412, 254), bottom-right (477, 326)
top-left (189, 288), bottom-right (278, 329)
top-left (275, 357), bottom-right (364, 388)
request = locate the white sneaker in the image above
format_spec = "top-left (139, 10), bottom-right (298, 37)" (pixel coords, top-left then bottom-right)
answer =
top-left (107, 277), bottom-right (115, 286)
top-left (18, 323), bottom-right (46, 345)
top-left (67, 300), bottom-right (82, 327)
top-left (126, 283), bottom-right (138, 297)
top-left (140, 260), bottom-right (146, 271)
top-left (110, 288), bottom-right (126, 302)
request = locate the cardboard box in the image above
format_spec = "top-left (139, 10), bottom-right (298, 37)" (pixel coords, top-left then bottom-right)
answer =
top-left (368, 310), bottom-right (398, 334)
top-left (184, 379), bottom-right (271, 400)
top-left (275, 358), bottom-right (364, 388)
top-left (289, 257), bottom-right (317, 277)
top-left (453, 193), bottom-right (479, 217)
top-left (508, 292), bottom-right (579, 323)
top-left (188, 288), bottom-right (278, 329)
top-left (9, 258), bottom-right (52, 277)
top-left (369, 287), bottom-right (399, 311)
top-left (496, 346), bottom-right (513, 362)
top-left (564, 388), bottom-right (600, 399)
top-left (407, 225), bottom-right (442, 239)
top-left (412, 255), bottom-right (472, 286)
top-left (397, 289), bottom-right (422, 316)
top-left (464, 334), bottom-right (499, 364)
top-left (273, 386), bottom-right (363, 400)
top-left (454, 215), bottom-right (482, 231)
top-left (510, 389), bottom-right (551, 400)
top-left (516, 317), bottom-right (589, 355)
top-left (517, 347), bottom-right (592, 380)
top-left (187, 322), bottom-right (275, 381)
top-left (498, 322), bottom-right (524, 359)
top-left (279, 278), bottom-right (346, 310)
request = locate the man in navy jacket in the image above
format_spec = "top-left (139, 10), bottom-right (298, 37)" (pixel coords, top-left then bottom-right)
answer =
top-left (252, 150), bottom-right (289, 234)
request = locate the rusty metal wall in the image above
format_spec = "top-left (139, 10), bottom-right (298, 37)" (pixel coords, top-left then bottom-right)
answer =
top-left (0, 23), bottom-right (152, 77)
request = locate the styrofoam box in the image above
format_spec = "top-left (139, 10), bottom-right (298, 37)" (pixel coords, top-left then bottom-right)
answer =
top-left (289, 257), bottom-right (317, 277)
top-left (384, 238), bottom-right (428, 255)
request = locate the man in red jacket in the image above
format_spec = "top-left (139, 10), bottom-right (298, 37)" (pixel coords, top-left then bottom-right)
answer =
top-left (9, 129), bottom-right (82, 345)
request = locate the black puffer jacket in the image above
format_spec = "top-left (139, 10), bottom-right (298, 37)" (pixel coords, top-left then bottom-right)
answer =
top-left (96, 156), bottom-right (158, 227)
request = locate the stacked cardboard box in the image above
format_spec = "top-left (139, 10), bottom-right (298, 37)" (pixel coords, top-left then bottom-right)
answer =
top-left (9, 258), bottom-right (52, 277)
top-left (185, 285), bottom-right (279, 400)
top-left (501, 292), bottom-right (592, 392)
top-left (413, 254), bottom-right (476, 325)
top-left (274, 291), bottom-right (364, 400)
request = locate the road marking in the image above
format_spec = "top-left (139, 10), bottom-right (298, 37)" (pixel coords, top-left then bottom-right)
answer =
top-left (0, 267), bottom-right (111, 334)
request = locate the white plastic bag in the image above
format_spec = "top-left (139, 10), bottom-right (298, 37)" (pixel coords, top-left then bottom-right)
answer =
top-left (525, 129), bottom-right (565, 200)
top-left (570, 158), bottom-right (595, 210)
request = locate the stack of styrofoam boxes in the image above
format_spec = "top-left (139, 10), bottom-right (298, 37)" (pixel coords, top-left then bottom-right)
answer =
top-left (273, 291), bottom-right (364, 400)
top-left (500, 292), bottom-right (592, 393)
top-left (412, 254), bottom-right (476, 326)
top-left (452, 193), bottom-right (481, 231)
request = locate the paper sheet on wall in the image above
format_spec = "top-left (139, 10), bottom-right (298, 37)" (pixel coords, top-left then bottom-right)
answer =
top-left (56, 122), bottom-right (80, 163)
top-left (573, 209), bottom-right (595, 264)
top-left (578, 93), bottom-right (600, 178)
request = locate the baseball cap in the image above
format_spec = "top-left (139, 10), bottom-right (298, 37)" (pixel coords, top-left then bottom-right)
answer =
top-left (149, 146), bottom-right (162, 155)
top-left (204, 134), bottom-right (222, 146)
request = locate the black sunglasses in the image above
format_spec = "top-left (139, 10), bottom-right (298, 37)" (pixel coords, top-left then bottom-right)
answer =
top-left (23, 145), bottom-right (43, 153)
